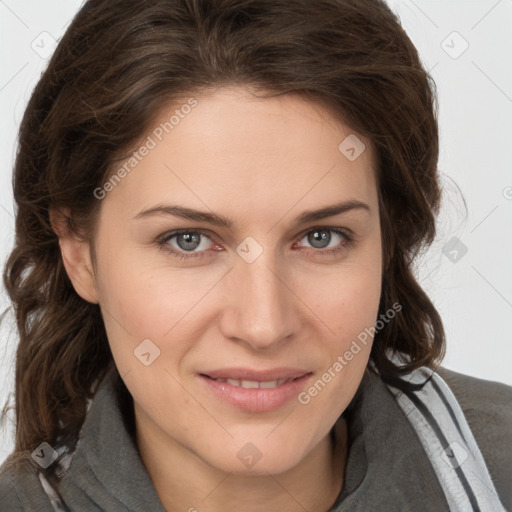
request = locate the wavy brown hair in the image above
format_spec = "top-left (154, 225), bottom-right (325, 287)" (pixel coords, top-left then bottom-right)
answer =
top-left (1, 0), bottom-right (445, 477)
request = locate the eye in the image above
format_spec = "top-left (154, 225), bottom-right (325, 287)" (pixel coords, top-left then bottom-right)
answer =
top-left (296, 227), bottom-right (353, 254)
top-left (157, 226), bottom-right (354, 261)
top-left (157, 230), bottom-right (216, 259)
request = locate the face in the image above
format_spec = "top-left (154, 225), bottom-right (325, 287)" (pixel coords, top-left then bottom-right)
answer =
top-left (69, 86), bottom-right (382, 475)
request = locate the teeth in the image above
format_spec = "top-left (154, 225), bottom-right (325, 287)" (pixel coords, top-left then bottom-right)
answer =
top-left (259, 380), bottom-right (278, 388)
top-left (240, 379), bottom-right (259, 389)
top-left (214, 378), bottom-right (292, 388)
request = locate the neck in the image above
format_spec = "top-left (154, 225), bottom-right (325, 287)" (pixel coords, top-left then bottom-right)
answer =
top-left (136, 416), bottom-right (348, 512)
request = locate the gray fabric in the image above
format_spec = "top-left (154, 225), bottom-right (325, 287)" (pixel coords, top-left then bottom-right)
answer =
top-left (385, 367), bottom-right (506, 510)
top-left (437, 367), bottom-right (512, 511)
top-left (1, 366), bottom-right (511, 511)
top-left (332, 368), bottom-right (452, 511)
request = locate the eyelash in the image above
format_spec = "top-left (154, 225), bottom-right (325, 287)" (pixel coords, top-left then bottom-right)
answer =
top-left (156, 227), bottom-right (354, 261)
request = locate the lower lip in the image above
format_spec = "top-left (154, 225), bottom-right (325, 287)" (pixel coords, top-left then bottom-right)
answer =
top-left (199, 374), bottom-right (313, 412)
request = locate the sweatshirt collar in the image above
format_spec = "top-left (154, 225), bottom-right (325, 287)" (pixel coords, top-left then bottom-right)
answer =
top-left (58, 366), bottom-right (448, 511)
top-left (331, 367), bottom-right (449, 511)
top-left (58, 368), bottom-right (167, 511)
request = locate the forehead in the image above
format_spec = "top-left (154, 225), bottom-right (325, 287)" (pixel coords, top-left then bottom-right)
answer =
top-left (103, 86), bottom-right (378, 222)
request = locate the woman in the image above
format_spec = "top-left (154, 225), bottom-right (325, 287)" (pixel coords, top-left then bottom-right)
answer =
top-left (0, 0), bottom-right (510, 511)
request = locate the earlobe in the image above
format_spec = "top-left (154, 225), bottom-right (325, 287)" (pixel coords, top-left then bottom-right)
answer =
top-left (50, 208), bottom-right (99, 304)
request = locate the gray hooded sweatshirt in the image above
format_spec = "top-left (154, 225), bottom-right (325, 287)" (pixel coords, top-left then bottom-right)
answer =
top-left (1, 366), bottom-right (511, 511)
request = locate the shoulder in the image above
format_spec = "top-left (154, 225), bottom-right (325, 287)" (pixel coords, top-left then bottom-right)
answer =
top-left (437, 366), bottom-right (512, 406)
top-left (436, 366), bottom-right (512, 439)
top-left (0, 470), bottom-right (23, 511)
top-left (436, 366), bottom-right (512, 509)
top-left (0, 458), bottom-right (54, 511)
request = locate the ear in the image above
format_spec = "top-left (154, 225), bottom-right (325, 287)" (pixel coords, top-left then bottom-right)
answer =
top-left (50, 208), bottom-right (99, 304)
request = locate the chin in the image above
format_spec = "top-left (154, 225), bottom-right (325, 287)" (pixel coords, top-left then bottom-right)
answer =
top-left (198, 436), bottom-right (311, 476)
top-left (213, 454), bottom-right (302, 477)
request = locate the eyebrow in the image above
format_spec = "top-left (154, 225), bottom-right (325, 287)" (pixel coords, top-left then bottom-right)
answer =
top-left (133, 199), bottom-right (370, 229)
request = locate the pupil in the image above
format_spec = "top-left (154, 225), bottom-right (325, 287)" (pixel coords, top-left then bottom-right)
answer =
top-left (308, 230), bottom-right (331, 249)
top-left (177, 232), bottom-right (200, 251)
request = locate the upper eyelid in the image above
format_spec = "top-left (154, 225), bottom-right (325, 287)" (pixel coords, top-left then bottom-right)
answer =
top-left (160, 228), bottom-right (215, 243)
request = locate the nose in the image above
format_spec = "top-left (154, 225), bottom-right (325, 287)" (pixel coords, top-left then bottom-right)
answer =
top-left (219, 252), bottom-right (298, 351)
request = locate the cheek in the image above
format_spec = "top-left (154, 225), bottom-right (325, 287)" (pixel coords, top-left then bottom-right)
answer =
top-left (95, 242), bottom-right (216, 330)
top-left (93, 247), bottom-right (201, 372)
top-left (295, 259), bottom-right (382, 339)
top-left (294, 269), bottom-right (380, 428)
top-left (293, 256), bottom-right (382, 400)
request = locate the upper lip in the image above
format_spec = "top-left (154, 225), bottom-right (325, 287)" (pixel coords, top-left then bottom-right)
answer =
top-left (200, 367), bottom-right (312, 381)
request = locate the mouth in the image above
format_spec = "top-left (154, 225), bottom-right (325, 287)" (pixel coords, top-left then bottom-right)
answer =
top-left (203, 376), bottom-right (297, 389)
top-left (198, 368), bottom-right (313, 412)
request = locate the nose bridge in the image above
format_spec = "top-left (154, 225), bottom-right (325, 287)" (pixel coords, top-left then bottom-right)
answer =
top-left (220, 250), bottom-right (296, 350)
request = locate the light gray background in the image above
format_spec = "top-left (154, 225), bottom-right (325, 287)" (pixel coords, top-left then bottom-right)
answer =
top-left (1, 0), bottom-right (511, 465)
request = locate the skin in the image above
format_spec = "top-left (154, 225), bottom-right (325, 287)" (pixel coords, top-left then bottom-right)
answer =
top-left (54, 86), bottom-right (383, 512)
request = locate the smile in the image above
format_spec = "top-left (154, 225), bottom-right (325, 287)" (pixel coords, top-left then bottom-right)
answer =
top-left (199, 371), bottom-right (313, 412)
top-left (210, 377), bottom-right (294, 388)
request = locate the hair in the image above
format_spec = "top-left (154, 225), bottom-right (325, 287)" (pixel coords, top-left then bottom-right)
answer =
top-left (2, 0), bottom-right (445, 477)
